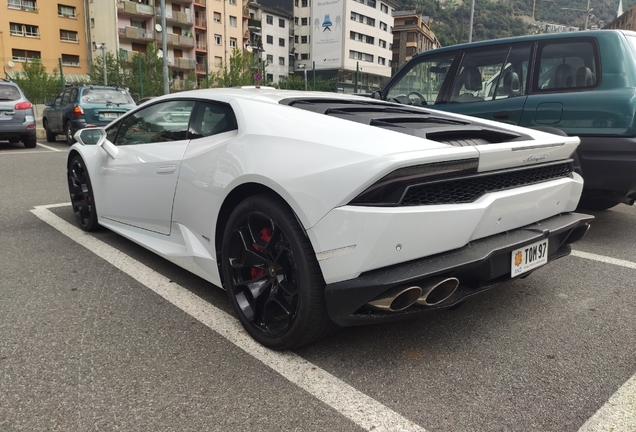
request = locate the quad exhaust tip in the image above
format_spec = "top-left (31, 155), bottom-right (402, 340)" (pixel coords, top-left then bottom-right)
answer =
top-left (367, 277), bottom-right (460, 312)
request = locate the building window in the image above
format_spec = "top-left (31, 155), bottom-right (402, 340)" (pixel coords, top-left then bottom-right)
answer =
top-left (279, 38), bottom-right (285, 47)
top-left (301, 0), bottom-right (307, 6)
top-left (214, 56), bottom-right (222, 67)
top-left (266, 54), bottom-right (273, 63)
top-left (380, 3), bottom-right (388, 13)
top-left (61, 54), bottom-right (80, 66)
top-left (60, 29), bottom-right (78, 42)
top-left (301, 53), bottom-right (309, 60)
top-left (279, 56), bottom-right (285, 65)
top-left (214, 34), bottom-right (222, 45)
top-left (279, 18), bottom-right (285, 28)
top-left (350, 12), bottom-right (374, 27)
top-left (266, 15), bottom-right (273, 25)
top-left (10, 23), bottom-right (39, 38)
top-left (367, 0), bottom-right (376, 7)
top-left (266, 35), bottom-right (273, 44)
top-left (266, 73), bottom-right (273, 81)
top-left (90, 18), bottom-right (94, 28)
top-left (279, 75), bottom-right (285, 81)
top-left (379, 39), bottom-right (386, 48)
top-left (294, 35), bottom-right (299, 43)
top-left (9, 0), bottom-right (37, 11)
top-left (230, 16), bottom-right (237, 27)
top-left (229, 37), bottom-right (237, 48)
top-left (380, 21), bottom-right (387, 31)
top-left (214, 12), bottom-right (221, 23)
top-left (58, 4), bottom-right (76, 18)
top-left (349, 50), bottom-right (373, 62)
top-left (378, 57), bottom-right (386, 65)
top-left (301, 17), bottom-right (308, 25)
top-left (229, 0), bottom-right (236, 5)
top-left (295, 0), bottom-right (298, 6)
top-left (130, 19), bottom-right (147, 29)
top-left (12, 48), bottom-right (40, 62)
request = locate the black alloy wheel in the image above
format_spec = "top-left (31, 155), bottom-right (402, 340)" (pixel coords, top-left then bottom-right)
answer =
top-left (67, 155), bottom-right (99, 231)
top-left (222, 194), bottom-right (333, 350)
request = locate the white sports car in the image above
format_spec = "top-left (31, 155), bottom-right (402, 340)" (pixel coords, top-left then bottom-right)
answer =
top-left (68, 88), bottom-right (592, 350)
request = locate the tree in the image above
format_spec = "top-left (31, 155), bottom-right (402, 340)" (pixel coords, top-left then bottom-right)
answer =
top-left (12, 59), bottom-right (61, 103)
top-left (89, 51), bottom-right (127, 88)
top-left (127, 43), bottom-right (168, 100)
top-left (274, 75), bottom-right (336, 92)
top-left (209, 48), bottom-right (262, 88)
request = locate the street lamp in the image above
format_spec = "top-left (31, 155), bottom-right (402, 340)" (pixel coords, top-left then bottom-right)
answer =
top-left (468, 0), bottom-right (475, 43)
top-left (94, 43), bottom-right (107, 86)
top-left (562, 0), bottom-right (592, 30)
top-left (298, 64), bottom-right (307, 91)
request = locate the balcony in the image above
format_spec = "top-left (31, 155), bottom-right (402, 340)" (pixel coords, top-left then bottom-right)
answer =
top-left (194, 0), bottom-right (207, 6)
top-left (119, 26), bottom-right (154, 41)
top-left (242, 7), bottom-right (249, 18)
top-left (168, 57), bottom-right (195, 70)
top-left (117, 1), bottom-right (154, 17)
top-left (156, 9), bottom-right (193, 25)
top-left (243, 30), bottom-right (250, 39)
top-left (196, 40), bottom-right (207, 51)
top-left (195, 63), bottom-right (207, 73)
top-left (119, 49), bottom-right (136, 62)
top-left (195, 16), bottom-right (206, 27)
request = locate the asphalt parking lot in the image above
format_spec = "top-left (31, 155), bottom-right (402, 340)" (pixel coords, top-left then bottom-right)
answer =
top-left (1, 140), bottom-right (634, 431)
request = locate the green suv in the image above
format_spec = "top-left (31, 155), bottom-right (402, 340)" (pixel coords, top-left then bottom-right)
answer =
top-left (375, 30), bottom-right (636, 210)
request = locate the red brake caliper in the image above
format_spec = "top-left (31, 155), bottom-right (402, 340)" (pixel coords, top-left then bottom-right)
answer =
top-left (251, 227), bottom-right (272, 280)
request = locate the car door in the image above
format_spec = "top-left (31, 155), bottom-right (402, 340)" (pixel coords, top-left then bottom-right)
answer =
top-left (57, 89), bottom-right (72, 131)
top-left (432, 44), bottom-right (533, 125)
top-left (93, 99), bottom-right (196, 235)
top-left (49, 92), bottom-right (64, 132)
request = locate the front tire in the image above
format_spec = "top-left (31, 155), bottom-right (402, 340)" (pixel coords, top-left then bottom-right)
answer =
top-left (221, 194), bottom-right (333, 350)
top-left (67, 155), bottom-right (100, 231)
top-left (44, 119), bottom-right (56, 143)
top-left (65, 121), bottom-right (75, 145)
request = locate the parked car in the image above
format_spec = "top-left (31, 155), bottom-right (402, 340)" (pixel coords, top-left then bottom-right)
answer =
top-left (67, 88), bottom-right (592, 349)
top-left (43, 86), bottom-right (136, 144)
top-left (374, 29), bottom-right (636, 210)
top-left (0, 80), bottom-right (37, 148)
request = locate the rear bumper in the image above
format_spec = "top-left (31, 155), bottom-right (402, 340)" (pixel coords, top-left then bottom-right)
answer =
top-left (577, 135), bottom-right (636, 195)
top-left (325, 212), bottom-right (593, 326)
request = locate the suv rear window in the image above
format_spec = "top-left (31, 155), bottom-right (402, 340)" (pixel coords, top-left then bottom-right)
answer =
top-left (81, 88), bottom-right (134, 104)
top-left (0, 85), bottom-right (21, 101)
top-left (535, 40), bottom-right (598, 91)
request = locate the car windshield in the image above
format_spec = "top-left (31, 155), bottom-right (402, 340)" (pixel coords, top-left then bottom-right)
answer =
top-left (81, 88), bottom-right (134, 104)
top-left (0, 85), bottom-right (21, 101)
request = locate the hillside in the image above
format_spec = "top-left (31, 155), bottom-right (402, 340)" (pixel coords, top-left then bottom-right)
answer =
top-left (400, 0), bottom-right (635, 46)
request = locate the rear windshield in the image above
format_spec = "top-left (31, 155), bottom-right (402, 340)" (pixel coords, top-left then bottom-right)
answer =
top-left (81, 88), bottom-right (134, 104)
top-left (0, 85), bottom-right (21, 101)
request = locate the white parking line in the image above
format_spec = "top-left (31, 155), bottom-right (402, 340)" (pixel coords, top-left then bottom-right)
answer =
top-left (571, 249), bottom-right (636, 431)
top-left (36, 143), bottom-right (62, 151)
top-left (31, 203), bottom-right (426, 432)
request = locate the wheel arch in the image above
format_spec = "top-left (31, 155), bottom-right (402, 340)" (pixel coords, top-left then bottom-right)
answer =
top-left (214, 182), bottom-right (305, 288)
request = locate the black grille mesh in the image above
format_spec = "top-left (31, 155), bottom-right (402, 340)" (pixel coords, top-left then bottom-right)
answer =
top-left (401, 162), bottom-right (573, 206)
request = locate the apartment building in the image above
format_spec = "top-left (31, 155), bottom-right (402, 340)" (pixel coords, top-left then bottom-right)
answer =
top-left (260, 5), bottom-right (292, 83)
top-left (290, 0), bottom-right (396, 92)
top-left (2, 0), bottom-right (89, 80)
top-left (605, 2), bottom-right (636, 31)
top-left (391, 11), bottom-right (440, 70)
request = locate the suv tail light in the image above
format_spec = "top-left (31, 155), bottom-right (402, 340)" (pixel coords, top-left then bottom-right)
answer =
top-left (72, 106), bottom-right (84, 116)
top-left (14, 101), bottom-right (32, 110)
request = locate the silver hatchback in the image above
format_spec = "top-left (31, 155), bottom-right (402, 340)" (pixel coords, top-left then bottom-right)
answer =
top-left (0, 81), bottom-right (36, 148)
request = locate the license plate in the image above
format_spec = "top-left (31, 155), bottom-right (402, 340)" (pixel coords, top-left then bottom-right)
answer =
top-left (101, 112), bottom-right (119, 119)
top-left (511, 239), bottom-right (548, 277)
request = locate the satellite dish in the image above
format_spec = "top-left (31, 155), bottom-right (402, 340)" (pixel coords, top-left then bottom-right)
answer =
top-left (7, 61), bottom-right (14, 68)
top-left (157, 49), bottom-right (164, 59)
top-left (155, 23), bottom-right (162, 32)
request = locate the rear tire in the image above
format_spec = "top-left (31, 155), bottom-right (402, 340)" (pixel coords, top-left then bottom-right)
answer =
top-left (221, 194), bottom-right (333, 350)
top-left (23, 137), bottom-right (36, 148)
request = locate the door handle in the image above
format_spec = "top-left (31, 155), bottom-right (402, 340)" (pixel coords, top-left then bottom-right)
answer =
top-left (156, 165), bottom-right (176, 174)
top-left (492, 111), bottom-right (514, 120)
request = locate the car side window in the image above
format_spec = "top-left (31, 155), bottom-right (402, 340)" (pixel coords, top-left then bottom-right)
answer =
top-left (113, 100), bottom-right (195, 146)
top-left (61, 90), bottom-right (71, 105)
top-left (54, 94), bottom-right (63, 107)
top-left (189, 102), bottom-right (237, 139)
top-left (385, 53), bottom-right (456, 106)
top-left (69, 88), bottom-right (79, 103)
top-left (450, 47), bottom-right (510, 103)
top-left (535, 40), bottom-right (598, 91)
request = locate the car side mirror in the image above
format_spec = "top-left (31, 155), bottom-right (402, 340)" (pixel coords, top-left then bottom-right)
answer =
top-left (44, 100), bottom-right (53, 106)
top-left (370, 90), bottom-right (382, 100)
top-left (74, 128), bottom-right (119, 159)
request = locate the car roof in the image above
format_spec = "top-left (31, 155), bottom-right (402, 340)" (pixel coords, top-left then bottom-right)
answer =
top-left (408, 29), bottom-right (635, 61)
